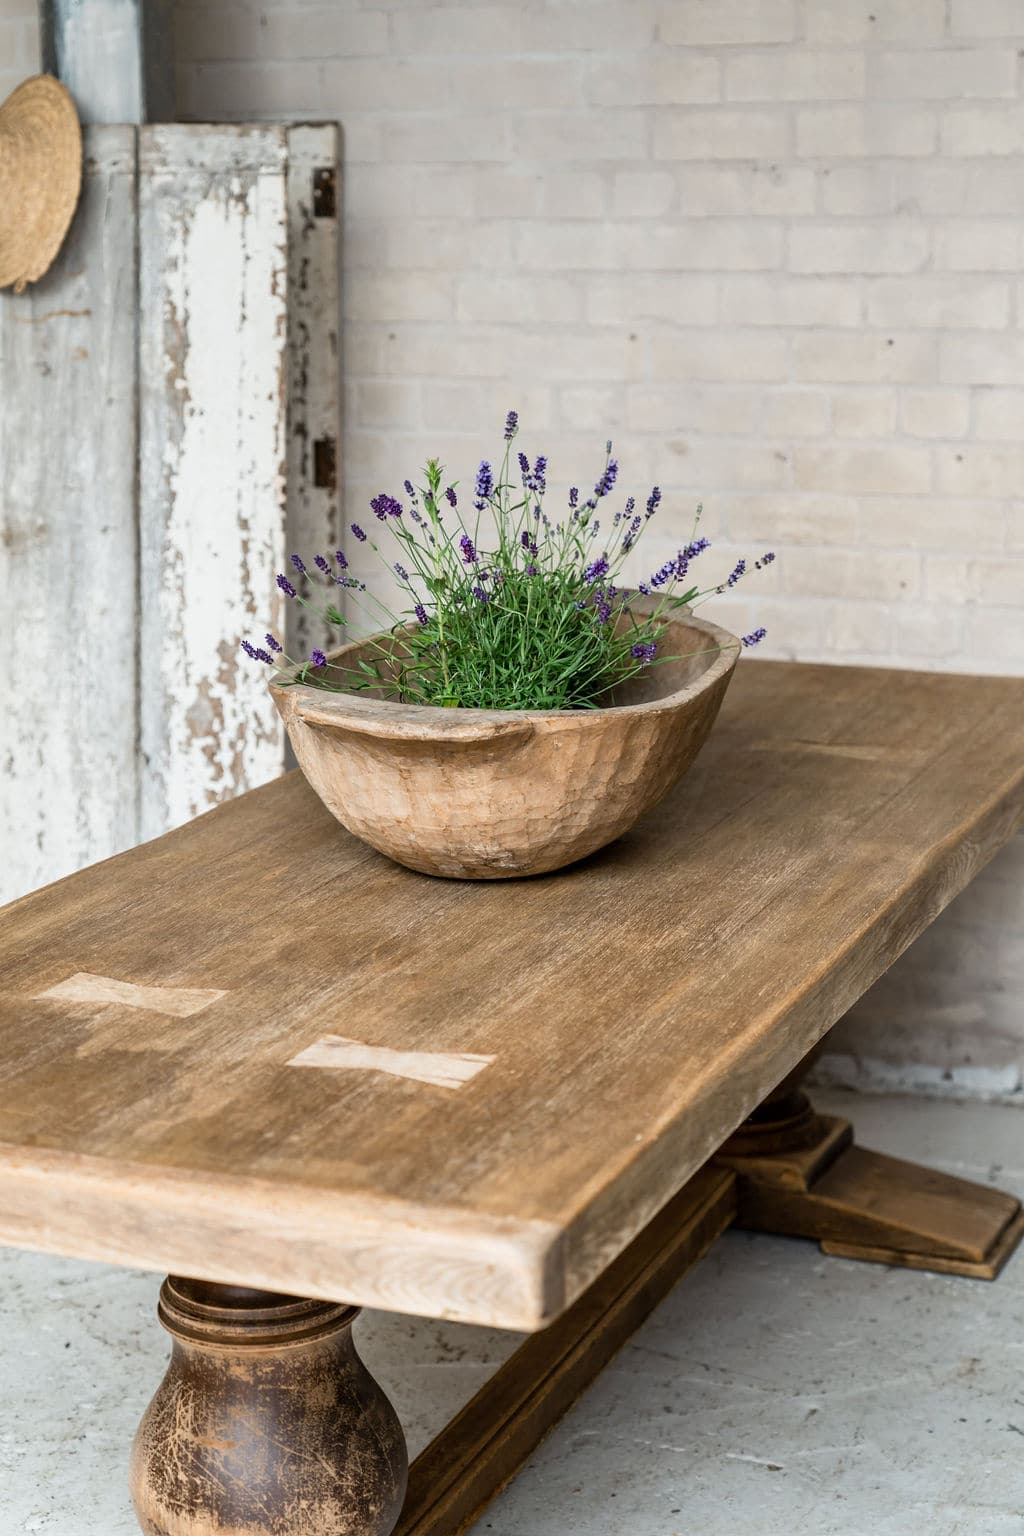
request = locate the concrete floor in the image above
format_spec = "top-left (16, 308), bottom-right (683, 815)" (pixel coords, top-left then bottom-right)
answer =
top-left (2, 1089), bottom-right (1023, 1535)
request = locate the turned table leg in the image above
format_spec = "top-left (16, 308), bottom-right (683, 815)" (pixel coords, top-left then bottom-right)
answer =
top-left (715, 1046), bottom-right (1024, 1279)
top-left (130, 1278), bottom-right (408, 1536)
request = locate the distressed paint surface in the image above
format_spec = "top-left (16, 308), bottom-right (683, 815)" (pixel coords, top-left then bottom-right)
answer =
top-left (138, 126), bottom-right (290, 838)
top-left (287, 1036), bottom-right (496, 1089)
top-left (0, 128), bottom-right (139, 906)
top-left (2, 122), bottom-right (340, 901)
top-left (285, 123), bottom-right (340, 663)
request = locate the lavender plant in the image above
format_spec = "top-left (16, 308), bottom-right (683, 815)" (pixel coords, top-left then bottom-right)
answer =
top-left (242, 413), bottom-right (773, 711)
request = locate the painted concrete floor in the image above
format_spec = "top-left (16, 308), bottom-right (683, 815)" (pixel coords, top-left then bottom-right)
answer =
top-left (2, 1090), bottom-right (1023, 1535)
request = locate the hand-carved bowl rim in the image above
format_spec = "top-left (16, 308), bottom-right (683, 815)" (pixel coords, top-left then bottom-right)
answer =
top-left (268, 609), bottom-right (740, 742)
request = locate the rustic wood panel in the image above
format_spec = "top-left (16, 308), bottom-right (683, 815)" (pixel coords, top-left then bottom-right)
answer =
top-left (137, 125), bottom-right (290, 839)
top-left (0, 126), bottom-right (139, 905)
top-left (0, 662), bottom-right (1022, 1327)
top-left (284, 123), bottom-right (340, 663)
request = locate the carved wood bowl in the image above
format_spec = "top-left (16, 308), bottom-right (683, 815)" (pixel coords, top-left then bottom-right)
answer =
top-left (269, 610), bottom-right (739, 880)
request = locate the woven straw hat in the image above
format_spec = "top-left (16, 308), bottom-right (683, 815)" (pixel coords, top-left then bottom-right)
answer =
top-left (0, 75), bottom-right (82, 293)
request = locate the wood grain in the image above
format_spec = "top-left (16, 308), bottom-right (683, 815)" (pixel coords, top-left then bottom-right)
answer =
top-left (35, 972), bottom-right (227, 1017)
top-left (397, 1167), bottom-right (734, 1536)
top-left (0, 127), bottom-right (139, 905)
top-left (272, 611), bottom-right (738, 878)
top-left (137, 125), bottom-right (291, 840)
top-left (1, 123), bottom-right (340, 903)
top-left (131, 1281), bottom-right (407, 1536)
top-left (286, 1036), bottom-right (495, 1089)
top-left (1, 662), bottom-right (1022, 1328)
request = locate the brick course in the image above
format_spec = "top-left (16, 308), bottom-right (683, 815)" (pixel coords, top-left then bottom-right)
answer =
top-left (10, 0), bottom-right (1024, 1093)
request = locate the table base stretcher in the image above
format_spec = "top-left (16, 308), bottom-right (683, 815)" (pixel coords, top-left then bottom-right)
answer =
top-left (129, 1051), bottom-right (1023, 1536)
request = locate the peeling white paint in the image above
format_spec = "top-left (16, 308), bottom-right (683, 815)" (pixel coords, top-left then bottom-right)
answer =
top-left (138, 127), bottom-right (290, 838)
top-left (0, 128), bottom-right (139, 907)
top-left (1, 124), bottom-right (340, 904)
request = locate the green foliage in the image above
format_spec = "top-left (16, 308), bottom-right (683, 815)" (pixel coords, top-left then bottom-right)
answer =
top-left (247, 417), bottom-right (771, 710)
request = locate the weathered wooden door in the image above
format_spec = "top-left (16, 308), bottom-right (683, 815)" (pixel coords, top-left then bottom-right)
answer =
top-left (0, 122), bottom-right (339, 904)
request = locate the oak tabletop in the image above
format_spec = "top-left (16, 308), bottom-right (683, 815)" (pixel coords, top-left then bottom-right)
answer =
top-left (1, 660), bottom-right (1022, 1329)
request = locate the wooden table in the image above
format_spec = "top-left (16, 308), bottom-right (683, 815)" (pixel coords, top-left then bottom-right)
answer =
top-left (2, 660), bottom-right (1022, 1535)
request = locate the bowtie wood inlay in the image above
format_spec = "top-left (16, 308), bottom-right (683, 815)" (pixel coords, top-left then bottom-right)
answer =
top-left (287, 1035), bottom-right (496, 1090)
top-left (35, 971), bottom-right (227, 1018)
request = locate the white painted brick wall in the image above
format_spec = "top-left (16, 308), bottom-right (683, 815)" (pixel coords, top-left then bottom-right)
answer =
top-left (17, 1), bottom-right (1024, 1098)
top-left (0, 0), bottom-right (39, 102)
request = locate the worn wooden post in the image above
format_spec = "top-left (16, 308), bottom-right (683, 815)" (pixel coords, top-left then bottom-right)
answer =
top-left (130, 1279), bottom-right (407, 1536)
top-left (136, 126), bottom-right (291, 837)
top-left (0, 128), bottom-right (140, 901)
top-left (0, 120), bottom-right (339, 896)
top-left (39, 0), bottom-right (175, 124)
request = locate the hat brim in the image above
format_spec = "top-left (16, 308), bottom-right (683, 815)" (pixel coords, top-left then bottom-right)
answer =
top-left (0, 75), bottom-right (82, 292)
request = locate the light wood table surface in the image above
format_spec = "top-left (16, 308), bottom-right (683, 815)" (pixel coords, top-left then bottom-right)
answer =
top-left (2, 659), bottom-right (1022, 1535)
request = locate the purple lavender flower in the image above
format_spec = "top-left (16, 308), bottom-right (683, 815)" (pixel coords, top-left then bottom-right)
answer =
top-left (755, 551), bottom-right (776, 570)
top-left (621, 511), bottom-right (643, 554)
top-left (638, 582), bottom-right (651, 596)
top-left (265, 633), bottom-right (283, 654)
top-left (726, 559), bottom-right (746, 588)
top-left (290, 554), bottom-right (306, 574)
top-left (415, 603), bottom-right (428, 626)
top-left (472, 585), bottom-right (489, 603)
top-left (645, 486), bottom-right (661, 519)
top-left (474, 460), bottom-right (493, 508)
top-left (370, 492), bottom-right (403, 521)
top-left (276, 573), bottom-right (297, 598)
top-left (569, 486), bottom-right (579, 509)
top-left (742, 627), bottom-right (767, 648)
top-left (594, 458), bottom-right (618, 500)
top-left (314, 553), bottom-right (331, 573)
top-left (241, 639), bottom-right (274, 664)
top-left (394, 562), bottom-right (409, 581)
top-left (518, 450), bottom-right (530, 483)
top-left (351, 523), bottom-right (367, 542)
top-left (631, 640), bottom-right (657, 665)
top-left (445, 486), bottom-right (457, 507)
top-left (532, 455), bottom-right (547, 493)
top-left (460, 533), bottom-right (478, 565)
top-left (649, 557), bottom-right (681, 590)
top-left (684, 536), bottom-right (710, 559)
top-left (584, 554), bottom-right (609, 585)
top-left (526, 564), bottom-right (538, 577)
top-left (504, 409), bottom-right (519, 440)
top-left (335, 549), bottom-right (348, 570)
top-left (403, 479), bottom-right (417, 500)
top-left (594, 598), bottom-right (612, 624)
top-left (310, 648), bottom-right (327, 668)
